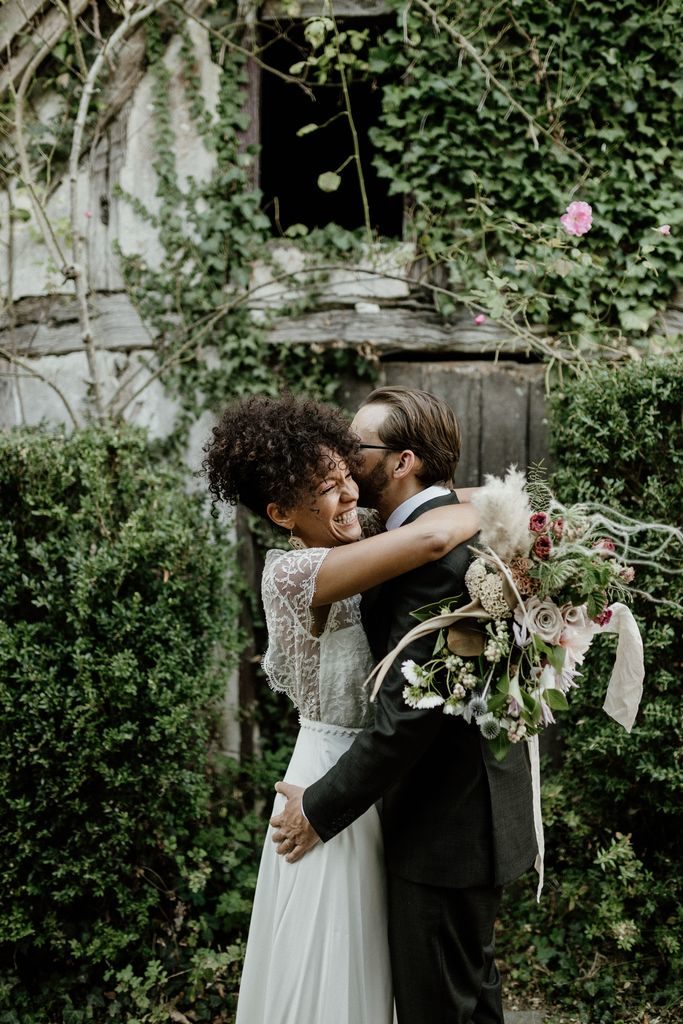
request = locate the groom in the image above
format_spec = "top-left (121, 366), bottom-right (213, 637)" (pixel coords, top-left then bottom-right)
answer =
top-left (271, 385), bottom-right (536, 1023)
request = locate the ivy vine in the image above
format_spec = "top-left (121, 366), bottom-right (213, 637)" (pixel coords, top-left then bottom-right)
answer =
top-left (368, 0), bottom-right (682, 346)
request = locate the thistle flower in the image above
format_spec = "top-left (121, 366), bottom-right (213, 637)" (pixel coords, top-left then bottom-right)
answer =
top-left (478, 713), bottom-right (501, 739)
top-left (467, 695), bottom-right (489, 720)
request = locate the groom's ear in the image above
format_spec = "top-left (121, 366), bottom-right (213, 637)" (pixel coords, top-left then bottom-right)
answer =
top-left (266, 502), bottom-right (295, 530)
top-left (392, 449), bottom-right (419, 479)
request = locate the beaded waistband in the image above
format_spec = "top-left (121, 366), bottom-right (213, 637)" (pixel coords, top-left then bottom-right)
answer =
top-left (299, 716), bottom-right (363, 739)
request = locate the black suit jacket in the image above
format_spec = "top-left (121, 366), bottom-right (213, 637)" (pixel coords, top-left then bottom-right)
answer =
top-left (304, 493), bottom-right (537, 888)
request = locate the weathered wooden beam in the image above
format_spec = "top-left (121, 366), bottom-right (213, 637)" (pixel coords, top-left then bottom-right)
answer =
top-left (1, 292), bottom-right (153, 355)
top-left (0, 0), bottom-right (48, 54)
top-left (0, 0), bottom-right (90, 98)
top-left (266, 306), bottom-right (541, 356)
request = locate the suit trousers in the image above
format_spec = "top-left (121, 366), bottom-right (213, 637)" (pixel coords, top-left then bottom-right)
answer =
top-left (388, 873), bottom-right (504, 1024)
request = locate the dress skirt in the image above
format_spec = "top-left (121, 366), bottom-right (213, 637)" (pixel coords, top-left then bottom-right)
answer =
top-left (235, 718), bottom-right (393, 1024)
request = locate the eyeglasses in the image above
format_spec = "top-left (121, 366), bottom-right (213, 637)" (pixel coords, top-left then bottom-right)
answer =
top-left (357, 443), bottom-right (394, 451)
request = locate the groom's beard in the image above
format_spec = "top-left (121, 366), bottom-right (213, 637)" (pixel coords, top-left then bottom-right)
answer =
top-left (357, 455), bottom-right (391, 512)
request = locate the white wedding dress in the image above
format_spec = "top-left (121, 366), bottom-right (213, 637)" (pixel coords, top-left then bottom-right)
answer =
top-left (235, 547), bottom-right (393, 1024)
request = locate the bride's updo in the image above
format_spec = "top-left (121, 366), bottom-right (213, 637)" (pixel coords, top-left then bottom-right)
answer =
top-left (203, 393), bottom-right (362, 520)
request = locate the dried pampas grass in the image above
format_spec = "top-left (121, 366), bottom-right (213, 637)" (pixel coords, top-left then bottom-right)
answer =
top-left (472, 467), bottom-right (532, 563)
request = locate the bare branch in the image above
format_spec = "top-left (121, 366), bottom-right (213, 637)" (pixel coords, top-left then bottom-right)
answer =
top-left (68, 0), bottom-right (172, 420)
top-left (0, 346), bottom-right (81, 428)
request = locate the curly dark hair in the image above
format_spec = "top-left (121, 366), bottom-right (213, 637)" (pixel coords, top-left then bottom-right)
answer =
top-left (203, 393), bottom-right (362, 522)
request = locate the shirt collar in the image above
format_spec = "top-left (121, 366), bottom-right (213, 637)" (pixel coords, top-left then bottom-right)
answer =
top-left (385, 485), bottom-right (452, 531)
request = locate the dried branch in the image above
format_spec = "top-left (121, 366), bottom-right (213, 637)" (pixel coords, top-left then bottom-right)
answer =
top-left (12, 38), bottom-right (72, 275)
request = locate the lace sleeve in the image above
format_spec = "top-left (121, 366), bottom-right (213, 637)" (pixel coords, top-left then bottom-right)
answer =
top-left (260, 547), bottom-right (330, 712)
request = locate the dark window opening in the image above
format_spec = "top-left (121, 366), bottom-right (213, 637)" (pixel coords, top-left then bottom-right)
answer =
top-left (259, 21), bottom-right (403, 238)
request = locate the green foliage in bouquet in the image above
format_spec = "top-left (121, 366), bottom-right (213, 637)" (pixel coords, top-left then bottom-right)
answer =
top-left (499, 356), bottom-right (683, 1021)
top-left (0, 426), bottom-right (269, 1021)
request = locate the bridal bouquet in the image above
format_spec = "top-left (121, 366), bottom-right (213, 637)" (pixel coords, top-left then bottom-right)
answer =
top-left (370, 469), bottom-right (647, 761)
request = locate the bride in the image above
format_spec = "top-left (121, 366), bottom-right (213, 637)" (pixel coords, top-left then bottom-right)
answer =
top-left (203, 392), bottom-right (479, 1024)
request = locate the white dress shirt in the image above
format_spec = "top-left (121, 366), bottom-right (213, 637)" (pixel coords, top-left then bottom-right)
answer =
top-left (385, 485), bottom-right (452, 531)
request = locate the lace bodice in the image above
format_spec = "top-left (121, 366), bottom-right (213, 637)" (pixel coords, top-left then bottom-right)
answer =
top-left (261, 547), bottom-right (375, 728)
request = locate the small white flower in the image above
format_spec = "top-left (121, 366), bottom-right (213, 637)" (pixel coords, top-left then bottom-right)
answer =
top-left (443, 698), bottom-right (466, 716)
top-left (451, 682), bottom-right (466, 700)
top-left (462, 673), bottom-right (478, 689)
top-left (416, 694), bottom-right (445, 709)
top-left (508, 719), bottom-right (527, 743)
top-left (444, 654), bottom-right (462, 673)
top-left (402, 685), bottom-right (422, 709)
top-left (401, 660), bottom-right (421, 685)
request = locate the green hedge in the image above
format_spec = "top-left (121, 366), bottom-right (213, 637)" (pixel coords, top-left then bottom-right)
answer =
top-left (499, 357), bottom-right (683, 1021)
top-left (0, 426), bottom-right (254, 1021)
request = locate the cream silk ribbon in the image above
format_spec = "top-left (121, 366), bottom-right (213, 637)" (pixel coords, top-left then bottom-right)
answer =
top-left (367, 600), bottom-right (644, 900)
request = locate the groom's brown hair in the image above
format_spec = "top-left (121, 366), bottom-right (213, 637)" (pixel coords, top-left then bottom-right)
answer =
top-left (360, 385), bottom-right (461, 487)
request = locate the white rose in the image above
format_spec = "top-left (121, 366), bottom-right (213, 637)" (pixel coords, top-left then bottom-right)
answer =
top-left (562, 604), bottom-right (589, 629)
top-left (523, 596), bottom-right (565, 645)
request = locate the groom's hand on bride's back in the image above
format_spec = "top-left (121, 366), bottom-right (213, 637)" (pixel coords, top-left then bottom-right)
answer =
top-left (270, 782), bottom-right (321, 862)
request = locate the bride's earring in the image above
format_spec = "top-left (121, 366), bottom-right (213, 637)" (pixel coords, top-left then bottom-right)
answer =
top-left (289, 529), bottom-right (306, 551)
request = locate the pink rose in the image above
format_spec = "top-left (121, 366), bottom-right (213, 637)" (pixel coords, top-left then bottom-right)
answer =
top-left (593, 607), bottom-right (613, 627)
top-left (533, 535), bottom-right (552, 560)
top-left (473, 314), bottom-right (487, 325)
top-left (560, 201), bottom-right (593, 237)
top-left (529, 511), bottom-right (550, 533)
top-left (552, 517), bottom-right (565, 539)
top-left (655, 224), bottom-right (671, 235)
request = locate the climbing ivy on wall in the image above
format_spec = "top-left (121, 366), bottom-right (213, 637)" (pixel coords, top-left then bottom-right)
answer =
top-left (113, 8), bottom-right (377, 448)
top-left (368, 0), bottom-right (682, 345)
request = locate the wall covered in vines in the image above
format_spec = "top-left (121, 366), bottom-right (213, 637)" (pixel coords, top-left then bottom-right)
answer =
top-left (368, 0), bottom-right (682, 343)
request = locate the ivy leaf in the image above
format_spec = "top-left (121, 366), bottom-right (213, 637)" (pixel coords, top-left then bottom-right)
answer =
top-left (284, 223), bottom-right (309, 238)
top-left (317, 172), bottom-right (342, 193)
top-left (620, 306), bottom-right (656, 332)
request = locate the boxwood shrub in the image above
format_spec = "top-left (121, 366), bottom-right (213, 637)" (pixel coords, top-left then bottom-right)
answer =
top-left (0, 426), bottom-right (247, 1020)
top-left (500, 356), bottom-right (683, 1021)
